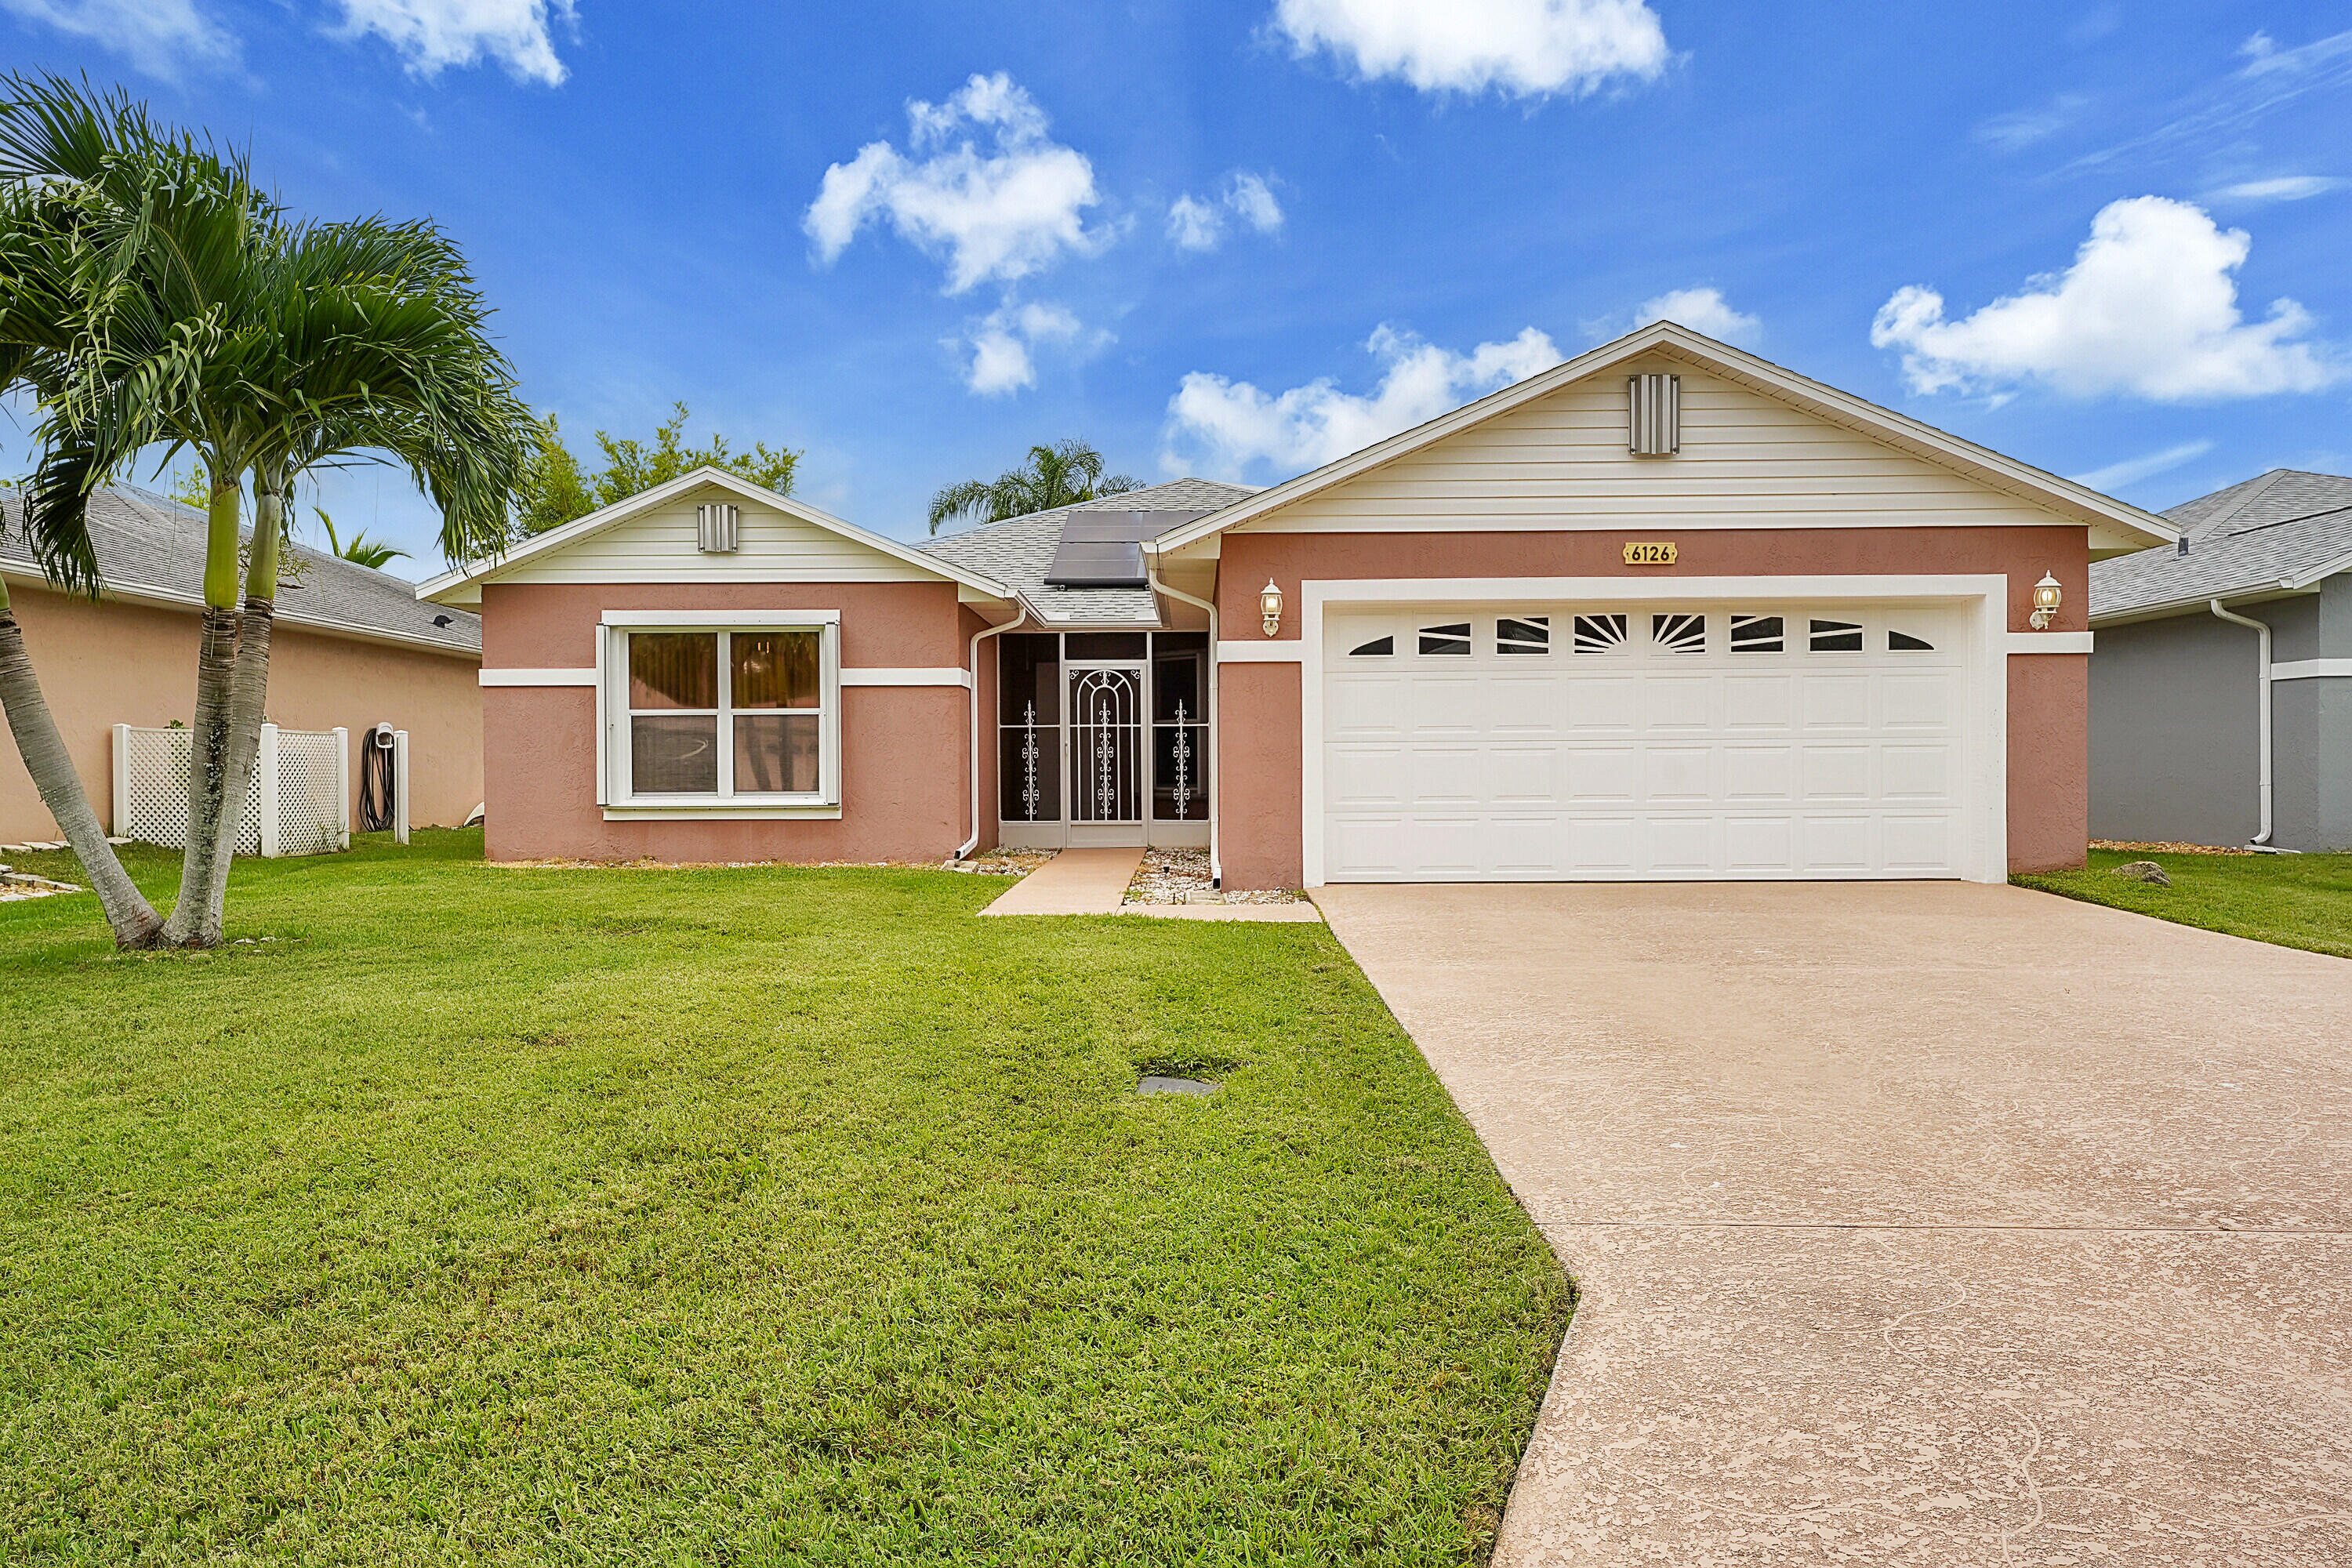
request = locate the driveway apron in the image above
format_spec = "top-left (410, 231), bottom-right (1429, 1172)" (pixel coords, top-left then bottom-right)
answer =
top-left (1315, 881), bottom-right (2352, 1566)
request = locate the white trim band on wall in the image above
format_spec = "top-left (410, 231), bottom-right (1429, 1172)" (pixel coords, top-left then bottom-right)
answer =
top-left (840, 667), bottom-right (973, 688)
top-left (2273, 659), bottom-right (2352, 681)
top-left (2004, 632), bottom-right (2094, 654)
top-left (1216, 641), bottom-right (1307, 662)
top-left (481, 668), bottom-right (597, 687)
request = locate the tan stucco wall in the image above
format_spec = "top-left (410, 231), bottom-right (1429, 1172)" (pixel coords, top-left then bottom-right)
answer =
top-left (477, 580), bottom-right (976, 863)
top-left (1209, 526), bottom-right (2092, 888)
top-left (1, 579), bottom-right (483, 843)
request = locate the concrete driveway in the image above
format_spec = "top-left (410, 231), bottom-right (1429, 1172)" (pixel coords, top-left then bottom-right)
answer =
top-left (1314, 881), bottom-right (2352, 1566)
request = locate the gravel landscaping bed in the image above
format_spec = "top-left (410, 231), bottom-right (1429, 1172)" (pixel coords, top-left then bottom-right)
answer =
top-left (1126, 846), bottom-right (1305, 905)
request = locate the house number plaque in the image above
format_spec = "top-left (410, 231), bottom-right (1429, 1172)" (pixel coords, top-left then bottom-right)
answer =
top-left (1622, 541), bottom-right (1678, 565)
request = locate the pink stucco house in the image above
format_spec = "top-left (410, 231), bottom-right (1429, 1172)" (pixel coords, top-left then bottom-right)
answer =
top-left (420, 325), bottom-right (2174, 887)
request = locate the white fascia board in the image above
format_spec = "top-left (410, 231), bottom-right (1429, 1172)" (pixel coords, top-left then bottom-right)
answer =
top-left (1148, 322), bottom-right (2176, 557)
top-left (2285, 549), bottom-right (2352, 591)
top-left (2273, 659), bottom-right (2352, 681)
top-left (2089, 581), bottom-right (2321, 628)
top-left (416, 466), bottom-right (1014, 605)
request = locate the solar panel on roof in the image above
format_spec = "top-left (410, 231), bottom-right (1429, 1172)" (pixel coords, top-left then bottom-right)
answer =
top-left (1043, 510), bottom-right (1212, 588)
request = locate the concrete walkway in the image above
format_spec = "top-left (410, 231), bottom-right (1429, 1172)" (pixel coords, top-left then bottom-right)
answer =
top-left (977, 848), bottom-right (1321, 920)
top-left (1315, 881), bottom-right (2352, 1566)
top-left (977, 848), bottom-right (1143, 915)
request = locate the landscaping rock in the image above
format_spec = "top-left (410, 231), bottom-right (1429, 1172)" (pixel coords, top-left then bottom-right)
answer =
top-left (2113, 860), bottom-right (2172, 886)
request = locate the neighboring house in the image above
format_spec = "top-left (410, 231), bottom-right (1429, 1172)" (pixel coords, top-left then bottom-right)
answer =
top-left (423, 323), bottom-right (2171, 887)
top-left (2089, 469), bottom-right (2352, 852)
top-left (1, 485), bottom-right (484, 844)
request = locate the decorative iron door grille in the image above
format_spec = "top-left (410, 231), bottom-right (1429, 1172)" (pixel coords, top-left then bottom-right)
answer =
top-left (1067, 665), bottom-right (1145, 823)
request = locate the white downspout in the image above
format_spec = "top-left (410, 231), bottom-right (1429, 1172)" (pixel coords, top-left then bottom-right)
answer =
top-left (1146, 557), bottom-right (1221, 886)
top-left (957, 602), bottom-right (1030, 861)
top-left (2209, 598), bottom-right (2276, 848)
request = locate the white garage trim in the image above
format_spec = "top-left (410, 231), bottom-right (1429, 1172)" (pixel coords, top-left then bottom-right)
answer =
top-left (1298, 575), bottom-right (2010, 887)
top-left (2005, 632), bottom-right (2094, 655)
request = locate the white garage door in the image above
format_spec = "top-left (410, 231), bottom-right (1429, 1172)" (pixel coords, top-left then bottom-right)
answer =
top-left (1320, 603), bottom-right (1980, 880)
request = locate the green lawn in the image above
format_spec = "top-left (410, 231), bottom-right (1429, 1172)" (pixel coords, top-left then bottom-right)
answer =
top-left (2015, 847), bottom-right (2352, 959)
top-left (0, 833), bottom-right (1569, 1565)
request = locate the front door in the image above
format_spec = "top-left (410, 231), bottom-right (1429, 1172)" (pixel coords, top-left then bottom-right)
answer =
top-left (1067, 663), bottom-right (1145, 837)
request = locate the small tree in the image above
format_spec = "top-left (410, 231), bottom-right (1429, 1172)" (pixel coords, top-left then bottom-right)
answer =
top-left (0, 75), bottom-right (530, 947)
top-left (517, 402), bottom-right (799, 536)
top-left (927, 439), bottom-right (1139, 535)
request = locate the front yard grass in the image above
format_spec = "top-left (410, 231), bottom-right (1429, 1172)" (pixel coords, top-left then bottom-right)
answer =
top-left (2015, 847), bottom-right (2352, 959)
top-left (0, 832), bottom-right (1570, 1565)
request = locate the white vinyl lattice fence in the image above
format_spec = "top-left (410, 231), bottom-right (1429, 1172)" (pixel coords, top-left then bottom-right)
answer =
top-left (112, 724), bottom-right (350, 857)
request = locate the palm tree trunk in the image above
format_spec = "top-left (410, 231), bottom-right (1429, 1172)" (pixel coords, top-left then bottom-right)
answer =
top-left (160, 478), bottom-right (247, 949)
top-left (0, 574), bottom-right (165, 946)
top-left (179, 478), bottom-right (283, 944)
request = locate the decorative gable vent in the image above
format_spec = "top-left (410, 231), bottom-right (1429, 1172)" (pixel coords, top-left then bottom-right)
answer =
top-left (1627, 373), bottom-right (1680, 456)
top-left (697, 503), bottom-right (740, 554)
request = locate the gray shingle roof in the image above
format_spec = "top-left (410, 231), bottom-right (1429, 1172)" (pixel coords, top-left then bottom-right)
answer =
top-left (2092, 469), bottom-right (2352, 621)
top-left (919, 477), bottom-right (1255, 626)
top-left (1, 485), bottom-right (481, 655)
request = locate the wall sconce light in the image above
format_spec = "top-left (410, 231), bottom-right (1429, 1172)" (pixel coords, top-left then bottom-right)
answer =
top-left (1259, 579), bottom-right (1284, 637)
top-left (2029, 572), bottom-right (2063, 630)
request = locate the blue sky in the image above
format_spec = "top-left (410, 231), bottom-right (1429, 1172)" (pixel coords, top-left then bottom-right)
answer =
top-left (4, 0), bottom-right (2350, 568)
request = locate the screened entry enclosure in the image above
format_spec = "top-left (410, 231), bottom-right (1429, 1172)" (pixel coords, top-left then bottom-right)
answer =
top-left (999, 631), bottom-right (1210, 848)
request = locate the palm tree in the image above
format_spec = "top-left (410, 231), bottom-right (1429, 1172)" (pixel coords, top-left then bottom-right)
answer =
top-left (0, 75), bottom-right (531, 947)
top-left (927, 438), bottom-right (1140, 535)
top-left (313, 508), bottom-right (408, 571)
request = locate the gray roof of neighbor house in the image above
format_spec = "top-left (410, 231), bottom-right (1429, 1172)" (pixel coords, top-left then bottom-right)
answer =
top-left (2091, 469), bottom-right (2352, 622)
top-left (919, 477), bottom-right (1254, 626)
top-left (1, 485), bottom-right (481, 655)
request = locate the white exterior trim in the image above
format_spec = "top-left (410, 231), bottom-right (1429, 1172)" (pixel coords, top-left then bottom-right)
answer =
top-left (2005, 632), bottom-right (2094, 654)
top-left (2274, 658), bottom-right (2352, 681)
top-left (418, 466), bottom-right (1013, 606)
top-left (1295, 574), bottom-right (2011, 888)
top-left (1215, 641), bottom-right (1307, 662)
top-left (603, 806), bottom-right (845, 822)
top-left (1148, 322), bottom-right (2174, 558)
top-left (480, 667), bottom-right (597, 687)
top-left (840, 666), bottom-right (972, 688)
top-left (601, 608), bottom-right (840, 628)
top-left (597, 617), bottom-right (844, 811)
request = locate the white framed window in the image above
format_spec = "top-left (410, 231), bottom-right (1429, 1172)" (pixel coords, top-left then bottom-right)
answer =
top-left (597, 612), bottom-right (840, 812)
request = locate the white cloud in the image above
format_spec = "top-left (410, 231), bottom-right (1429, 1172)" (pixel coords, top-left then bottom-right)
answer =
top-left (1166, 171), bottom-right (1286, 252)
top-left (1973, 94), bottom-right (2090, 153)
top-left (1167, 194), bottom-right (1224, 252)
top-left (2209, 175), bottom-right (2347, 202)
top-left (960, 303), bottom-right (1082, 396)
top-left (1635, 286), bottom-right (1761, 347)
top-left (1164, 324), bottom-right (1561, 478)
top-left (2069, 439), bottom-right (2215, 493)
top-left (1272, 0), bottom-right (1668, 98)
top-left (333, 0), bottom-right (573, 85)
top-left (0, 0), bottom-right (234, 77)
top-left (805, 74), bottom-right (1104, 295)
top-left (1870, 196), bottom-right (2342, 401)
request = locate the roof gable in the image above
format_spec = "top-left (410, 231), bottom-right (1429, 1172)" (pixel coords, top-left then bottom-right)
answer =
top-left (419, 467), bottom-right (1011, 607)
top-left (1150, 322), bottom-right (2175, 559)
